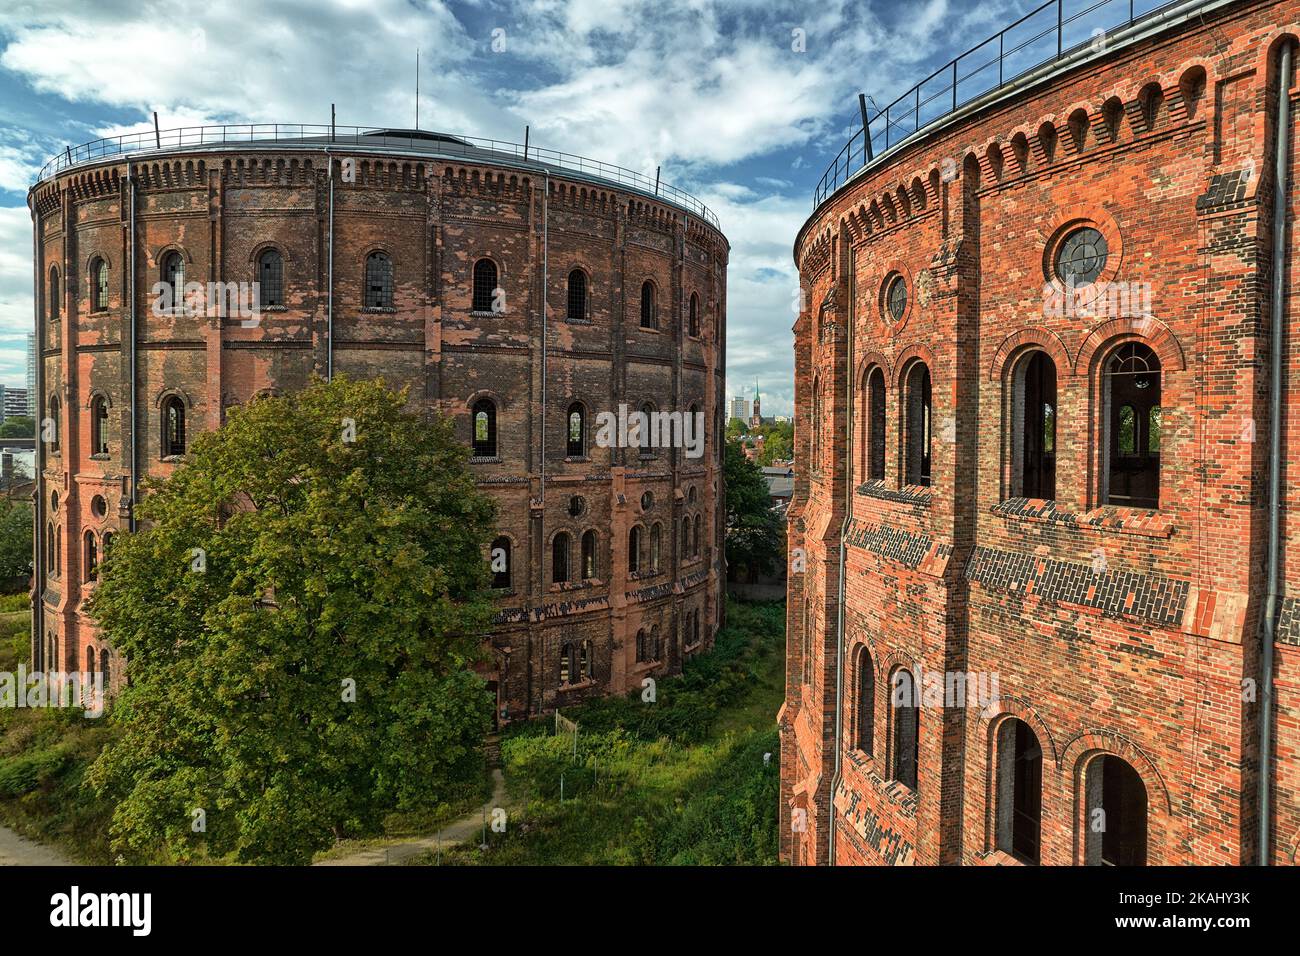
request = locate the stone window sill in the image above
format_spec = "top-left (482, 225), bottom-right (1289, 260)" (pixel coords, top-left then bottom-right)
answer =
top-left (362, 306), bottom-right (397, 314)
top-left (990, 498), bottom-right (1175, 539)
top-left (563, 456), bottom-right (590, 464)
top-left (469, 310), bottom-right (500, 318)
top-left (559, 678), bottom-right (596, 691)
top-left (469, 455), bottom-right (502, 464)
top-left (549, 580), bottom-right (593, 594)
top-left (856, 480), bottom-right (932, 507)
top-left (89, 453), bottom-right (110, 461)
top-left (161, 455), bottom-right (185, 464)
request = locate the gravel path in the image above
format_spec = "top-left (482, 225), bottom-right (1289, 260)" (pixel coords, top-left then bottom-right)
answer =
top-left (0, 825), bottom-right (76, 866)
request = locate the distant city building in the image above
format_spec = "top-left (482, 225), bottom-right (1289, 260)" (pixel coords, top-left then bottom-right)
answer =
top-left (729, 397), bottom-right (750, 423)
top-left (0, 386), bottom-right (28, 423)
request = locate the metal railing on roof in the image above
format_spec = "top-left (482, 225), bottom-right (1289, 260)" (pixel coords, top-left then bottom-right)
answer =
top-left (812, 0), bottom-right (1209, 210)
top-left (34, 123), bottom-right (721, 230)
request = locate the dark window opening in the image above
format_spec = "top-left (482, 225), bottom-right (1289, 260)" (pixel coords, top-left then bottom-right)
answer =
top-left (92, 258), bottom-right (109, 312)
top-left (581, 530), bottom-right (597, 580)
top-left (628, 526), bottom-right (641, 574)
top-left (891, 669), bottom-right (918, 790)
top-left (640, 281), bottom-right (656, 329)
top-left (995, 719), bottom-right (1042, 864)
top-left (258, 249), bottom-right (284, 307)
top-left (1086, 754), bottom-right (1148, 866)
top-left (472, 399), bottom-right (497, 458)
top-left (566, 403), bottom-right (585, 457)
top-left (162, 252), bottom-right (184, 312)
top-left (688, 292), bottom-right (700, 336)
top-left (1020, 351), bottom-right (1057, 500)
top-left (49, 267), bottom-right (60, 320)
top-left (904, 363), bottom-right (931, 487)
top-left (867, 367), bottom-right (886, 482)
top-left (1104, 343), bottom-right (1161, 509)
top-left (567, 269), bottom-right (586, 320)
top-left (473, 258), bottom-right (498, 313)
top-left (856, 647), bottom-right (875, 755)
top-left (552, 532), bottom-right (570, 585)
top-left (364, 252), bottom-right (392, 308)
top-left (162, 396), bottom-right (186, 457)
top-left (91, 395), bottom-right (109, 456)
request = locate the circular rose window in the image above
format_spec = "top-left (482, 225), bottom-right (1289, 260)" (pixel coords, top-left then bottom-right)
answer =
top-left (1055, 226), bottom-right (1108, 285)
top-left (885, 274), bottom-right (907, 322)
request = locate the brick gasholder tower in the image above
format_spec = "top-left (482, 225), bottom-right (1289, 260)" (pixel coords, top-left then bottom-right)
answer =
top-left (27, 127), bottom-right (728, 723)
top-left (782, 0), bottom-right (1300, 865)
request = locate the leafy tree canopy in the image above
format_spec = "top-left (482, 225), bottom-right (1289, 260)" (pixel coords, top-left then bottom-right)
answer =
top-left (87, 376), bottom-right (497, 864)
top-left (723, 439), bottom-right (782, 577)
top-left (0, 416), bottom-right (34, 439)
top-left (0, 498), bottom-right (32, 587)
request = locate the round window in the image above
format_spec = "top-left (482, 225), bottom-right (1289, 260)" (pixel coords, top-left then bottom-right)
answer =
top-left (886, 275), bottom-right (907, 322)
top-left (640, 491), bottom-right (654, 511)
top-left (90, 495), bottom-right (107, 519)
top-left (568, 495), bottom-right (586, 518)
top-left (1055, 226), bottom-right (1108, 285)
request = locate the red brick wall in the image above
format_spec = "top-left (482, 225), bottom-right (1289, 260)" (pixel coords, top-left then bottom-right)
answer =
top-left (29, 149), bottom-right (728, 722)
top-left (783, 0), bottom-right (1300, 865)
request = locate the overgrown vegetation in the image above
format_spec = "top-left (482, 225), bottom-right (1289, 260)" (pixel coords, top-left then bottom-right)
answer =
top-left (417, 599), bottom-right (785, 866)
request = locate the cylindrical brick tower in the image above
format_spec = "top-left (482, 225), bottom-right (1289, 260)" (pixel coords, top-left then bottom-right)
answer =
top-left (27, 126), bottom-right (728, 722)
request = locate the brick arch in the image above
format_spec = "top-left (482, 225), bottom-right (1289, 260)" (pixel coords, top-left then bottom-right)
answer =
top-left (83, 250), bottom-right (113, 272)
top-left (150, 243), bottom-right (194, 271)
top-left (988, 328), bottom-right (1074, 381)
top-left (977, 693), bottom-right (1059, 765)
top-left (465, 387), bottom-right (508, 411)
top-left (248, 240), bottom-right (291, 267)
top-left (1061, 729), bottom-right (1171, 814)
top-left (877, 648), bottom-right (920, 679)
top-left (892, 343), bottom-right (936, 389)
top-left (856, 351), bottom-right (893, 388)
top-left (152, 386), bottom-right (194, 410)
top-left (83, 387), bottom-right (113, 411)
top-left (1076, 315), bottom-right (1187, 374)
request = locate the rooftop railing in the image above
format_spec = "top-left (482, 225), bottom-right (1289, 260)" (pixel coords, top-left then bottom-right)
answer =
top-left (34, 123), bottom-right (721, 230)
top-left (812, 0), bottom-right (1211, 209)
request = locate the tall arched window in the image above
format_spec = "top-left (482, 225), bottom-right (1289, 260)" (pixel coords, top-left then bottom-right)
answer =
top-left (162, 396), bottom-right (186, 457)
top-left (994, 718), bottom-right (1042, 863)
top-left (552, 532), bottom-right (570, 584)
top-left (636, 629), bottom-right (648, 662)
top-left (639, 280), bottom-right (656, 329)
top-left (580, 640), bottom-right (592, 680)
top-left (681, 516), bottom-right (690, 557)
top-left (867, 367), bottom-right (886, 482)
top-left (559, 642), bottom-right (574, 685)
top-left (100, 650), bottom-right (110, 692)
top-left (692, 513), bottom-right (701, 557)
top-left (567, 269), bottom-right (587, 320)
top-left (810, 377), bottom-right (822, 470)
top-left (1104, 343), bottom-right (1161, 509)
top-left (891, 668), bottom-right (919, 790)
top-left (856, 647), bottom-right (875, 755)
top-left (84, 531), bottom-right (98, 582)
top-left (472, 258), bottom-right (498, 313)
top-left (628, 525), bottom-right (641, 574)
top-left (581, 530), bottom-right (597, 580)
top-left (688, 292), bottom-right (700, 337)
top-left (162, 252), bottom-right (184, 312)
top-left (490, 535), bottom-right (512, 589)
top-left (92, 257), bottom-right (109, 312)
top-left (566, 403), bottom-right (585, 458)
top-left (650, 625), bottom-right (661, 661)
top-left (904, 362), bottom-right (932, 487)
top-left (46, 522), bottom-right (55, 572)
top-left (471, 399), bottom-right (497, 458)
top-left (1085, 754), bottom-right (1148, 865)
top-left (258, 249), bottom-right (284, 307)
top-left (49, 267), bottom-right (60, 320)
top-left (90, 395), bottom-right (109, 456)
top-left (86, 646), bottom-right (95, 675)
top-left (364, 252), bottom-right (392, 308)
top-left (650, 522), bottom-right (662, 571)
top-left (1015, 351), bottom-right (1057, 500)
top-left (47, 394), bottom-right (60, 453)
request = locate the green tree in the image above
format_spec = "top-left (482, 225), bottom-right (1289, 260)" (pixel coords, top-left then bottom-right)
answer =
top-left (755, 421), bottom-right (793, 465)
top-left (723, 439), bottom-right (782, 578)
top-left (87, 376), bottom-right (497, 864)
top-left (0, 498), bottom-right (32, 588)
top-left (726, 417), bottom-right (748, 441)
top-left (0, 416), bottom-right (34, 439)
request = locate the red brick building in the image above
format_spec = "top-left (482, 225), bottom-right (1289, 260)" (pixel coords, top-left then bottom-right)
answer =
top-left (782, 0), bottom-right (1300, 865)
top-left (27, 128), bottom-right (727, 722)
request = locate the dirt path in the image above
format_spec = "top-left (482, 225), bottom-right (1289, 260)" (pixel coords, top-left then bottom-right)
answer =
top-left (314, 767), bottom-right (506, 866)
top-left (0, 825), bottom-right (76, 866)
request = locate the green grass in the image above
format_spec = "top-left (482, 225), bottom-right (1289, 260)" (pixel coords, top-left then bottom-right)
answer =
top-left (414, 598), bottom-right (786, 866)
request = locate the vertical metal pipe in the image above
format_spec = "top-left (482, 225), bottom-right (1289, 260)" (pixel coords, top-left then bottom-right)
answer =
top-left (1258, 39), bottom-right (1292, 867)
top-left (128, 164), bottom-right (137, 531)
top-left (31, 198), bottom-right (43, 669)
top-left (327, 153), bottom-right (335, 381)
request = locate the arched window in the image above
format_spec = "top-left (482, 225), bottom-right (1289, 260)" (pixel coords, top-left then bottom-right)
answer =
top-left (637, 401), bottom-right (657, 455)
top-left (471, 399), bottom-right (497, 458)
top-left (639, 280), bottom-right (656, 329)
top-left (567, 269), bottom-right (587, 320)
top-left (162, 252), bottom-right (184, 312)
top-left (364, 252), bottom-right (393, 308)
top-left (650, 625), bottom-right (661, 661)
top-left (47, 394), bottom-right (60, 453)
top-left (91, 257), bottom-right (109, 312)
top-left (86, 646), bottom-right (95, 675)
top-left (48, 633), bottom-right (58, 673)
top-left (650, 522), bottom-right (661, 571)
top-left (580, 640), bottom-right (592, 680)
top-left (855, 647), bottom-right (875, 755)
top-left (490, 535), bottom-right (511, 589)
top-left (46, 522), bottom-right (55, 573)
top-left (681, 516), bottom-right (690, 557)
top-left (258, 249), bottom-right (284, 308)
top-left (628, 525), bottom-right (641, 574)
top-left (688, 292), bottom-right (700, 337)
top-left (566, 403), bottom-right (585, 458)
top-left (891, 668), bottom-right (919, 790)
top-left (472, 258), bottom-right (498, 313)
top-left (1014, 351), bottom-right (1057, 500)
top-left (1104, 343), bottom-right (1161, 508)
top-left (810, 377), bottom-right (822, 470)
top-left (90, 394), bottom-right (109, 456)
top-left (162, 396), bottom-right (186, 457)
top-left (552, 532), bottom-right (570, 584)
top-left (904, 362), bottom-right (932, 487)
top-left (84, 531), bottom-right (98, 582)
top-left (100, 650), bottom-right (110, 692)
top-left (581, 530), bottom-right (597, 580)
top-left (692, 609), bottom-right (700, 646)
top-left (1085, 754), bottom-right (1147, 866)
top-left (49, 267), bottom-right (60, 320)
top-left (994, 718), bottom-right (1042, 863)
top-left (559, 642), bottom-right (573, 685)
top-left (867, 367), bottom-right (886, 482)
top-left (692, 513), bottom-right (701, 557)
top-left (636, 628), bottom-right (648, 662)
top-left (102, 532), bottom-right (114, 557)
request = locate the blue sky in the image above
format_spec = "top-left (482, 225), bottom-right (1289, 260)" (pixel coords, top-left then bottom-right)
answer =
top-left (0, 0), bottom-right (1024, 415)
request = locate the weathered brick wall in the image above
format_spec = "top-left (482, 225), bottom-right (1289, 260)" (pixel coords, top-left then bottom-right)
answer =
top-left (29, 147), bottom-right (728, 723)
top-left (783, 0), bottom-right (1300, 865)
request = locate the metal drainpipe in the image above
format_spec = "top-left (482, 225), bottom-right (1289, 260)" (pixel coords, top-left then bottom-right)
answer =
top-left (1258, 39), bottom-right (1292, 867)
top-left (325, 150), bottom-right (335, 381)
top-left (828, 245), bottom-right (854, 864)
top-left (32, 201), bottom-right (43, 669)
top-left (540, 171), bottom-right (549, 506)
top-left (128, 164), bottom-right (137, 531)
